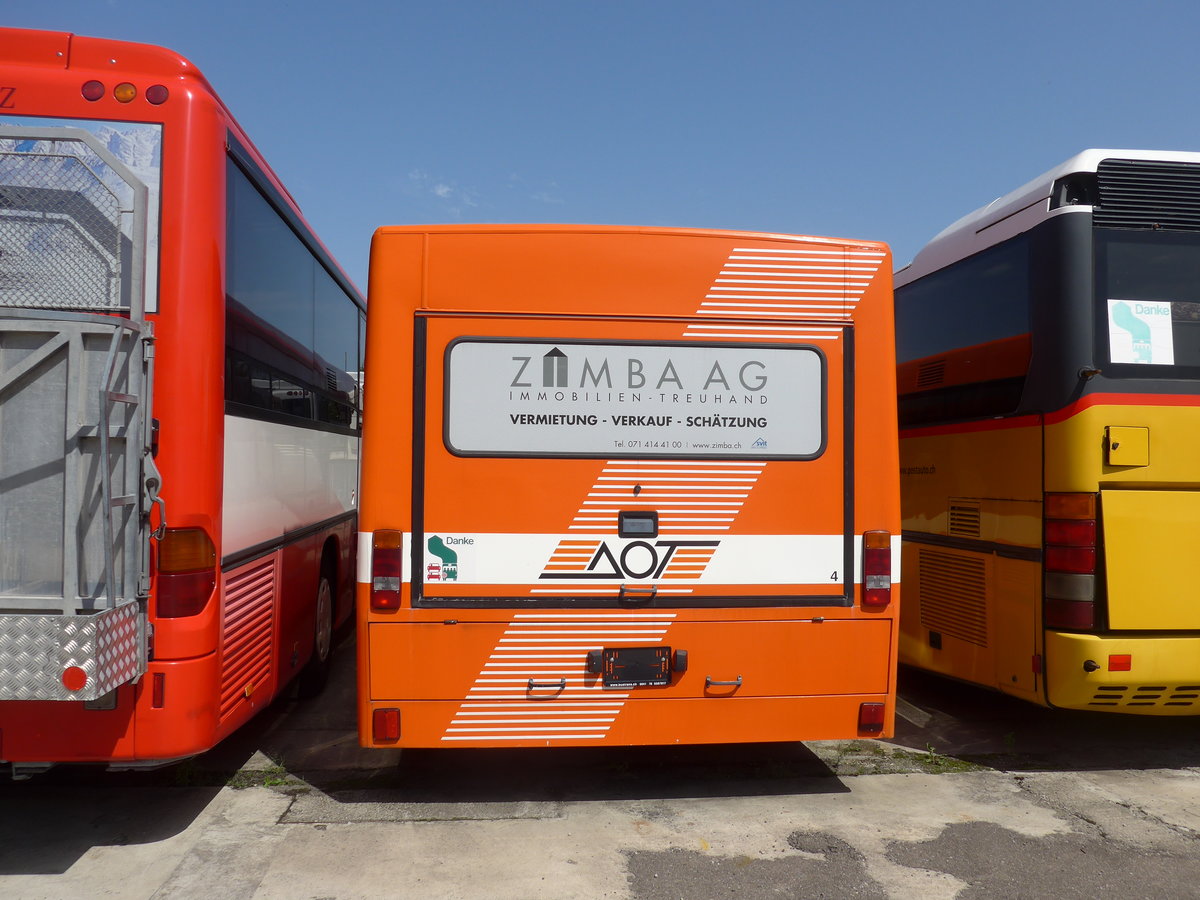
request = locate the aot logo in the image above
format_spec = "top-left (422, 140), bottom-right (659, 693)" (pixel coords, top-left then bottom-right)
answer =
top-left (540, 539), bottom-right (720, 581)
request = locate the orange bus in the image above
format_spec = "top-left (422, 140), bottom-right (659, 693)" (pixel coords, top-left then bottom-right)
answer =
top-left (358, 225), bottom-right (899, 748)
top-left (0, 29), bottom-right (364, 776)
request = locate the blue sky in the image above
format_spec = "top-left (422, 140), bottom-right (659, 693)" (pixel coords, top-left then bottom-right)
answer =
top-left (8, 1), bottom-right (1200, 291)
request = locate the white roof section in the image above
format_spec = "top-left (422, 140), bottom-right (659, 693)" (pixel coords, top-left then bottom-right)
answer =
top-left (897, 149), bottom-right (1200, 287)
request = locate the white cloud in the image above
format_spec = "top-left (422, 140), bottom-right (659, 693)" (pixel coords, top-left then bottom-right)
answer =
top-left (401, 169), bottom-right (479, 216)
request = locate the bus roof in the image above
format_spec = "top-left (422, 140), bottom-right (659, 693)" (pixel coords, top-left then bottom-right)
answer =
top-left (1, 27), bottom-right (363, 303)
top-left (373, 222), bottom-right (887, 249)
top-left (897, 148), bottom-right (1200, 286)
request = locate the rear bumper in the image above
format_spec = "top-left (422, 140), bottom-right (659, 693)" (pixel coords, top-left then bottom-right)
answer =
top-left (1044, 631), bottom-right (1200, 715)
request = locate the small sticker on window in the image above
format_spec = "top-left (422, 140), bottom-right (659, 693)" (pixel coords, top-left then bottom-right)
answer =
top-left (1108, 299), bottom-right (1174, 365)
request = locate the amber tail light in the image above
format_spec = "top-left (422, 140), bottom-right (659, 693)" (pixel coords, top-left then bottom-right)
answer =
top-left (156, 527), bottom-right (216, 618)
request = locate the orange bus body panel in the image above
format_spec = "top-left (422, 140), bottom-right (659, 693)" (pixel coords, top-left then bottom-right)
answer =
top-left (359, 225), bottom-right (900, 748)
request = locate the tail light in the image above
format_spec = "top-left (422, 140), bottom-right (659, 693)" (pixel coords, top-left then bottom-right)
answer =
top-left (861, 531), bottom-right (892, 609)
top-left (371, 530), bottom-right (403, 611)
top-left (156, 527), bottom-right (216, 618)
top-left (373, 707), bottom-right (401, 742)
top-left (1044, 493), bottom-right (1097, 630)
top-left (858, 702), bottom-right (886, 735)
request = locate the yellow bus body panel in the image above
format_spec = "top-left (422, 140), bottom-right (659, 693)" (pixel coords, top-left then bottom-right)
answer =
top-left (1102, 490), bottom-right (1200, 630)
top-left (1045, 631), bottom-right (1200, 715)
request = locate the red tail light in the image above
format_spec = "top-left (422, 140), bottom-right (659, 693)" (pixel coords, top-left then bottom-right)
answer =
top-left (1044, 493), bottom-right (1097, 630)
top-left (1043, 597), bottom-right (1095, 630)
top-left (1044, 546), bottom-right (1097, 574)
top-left (156, 528), bottom-right (216, 618)
top-left (373, 707), bottom-right (401, 742)
top-left (371, 530), bottom-right (403, 611)
top-left (858, 702), bottom-right (886, 734)
top-left (861, 531), bottom-right (892, 609)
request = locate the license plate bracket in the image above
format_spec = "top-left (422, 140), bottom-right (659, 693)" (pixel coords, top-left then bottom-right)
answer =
top-left (602, 646), bottom-right (672, 688)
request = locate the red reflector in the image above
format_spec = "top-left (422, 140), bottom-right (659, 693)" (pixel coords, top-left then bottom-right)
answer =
top-left (858, 702), bottom-right (886, 734)
top-left (145, 84), bottom-right (169, 105)
top-left (81, 80), bottom-right (104, 101)
top-left (1044, 597), bottom-right (1096, 630)
top-left (62, 666), bottom-right (88, 692)
top-left (1045, 546), bottom-right (1096, 575)
top-left (152, 672), bottom-right (166, 708)
top-left (1109, 654), bottom-right (1132, 672)
top-left (373, 707), bottom-right (401, 742)
top-left (1045, 519), bottom-right (1096, 547)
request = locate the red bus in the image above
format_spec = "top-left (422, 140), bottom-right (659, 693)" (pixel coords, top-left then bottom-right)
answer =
top-left (0, 29), bottom-right (364, 776)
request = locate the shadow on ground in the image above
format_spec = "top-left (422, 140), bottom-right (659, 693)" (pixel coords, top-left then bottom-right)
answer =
top-left (5, 637), bottom-right (1198, 861)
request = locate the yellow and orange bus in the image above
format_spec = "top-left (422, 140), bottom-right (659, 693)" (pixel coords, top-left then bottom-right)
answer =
top-left (896, 149), bottom-right (1200, 714)
top-left (0, 29), bottom-right (364, 775)
top-left (358, 225), bottom-right (899, 747)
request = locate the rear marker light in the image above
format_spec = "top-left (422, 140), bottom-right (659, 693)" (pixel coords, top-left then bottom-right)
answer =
top-left (82, 80), bottom-right (105, 101)
top-left (371, 530), bottom-right (404, 611)
top-left (114, 82), bottom-right (137, 103)
top-left (146, 84), bottom-right (169, 105)
top-left (373, 708), bottom-right (401, 742)
top-left (861, 531), bottom-right (892, 609)
top-left (858, 702), bottom-right (885, 735)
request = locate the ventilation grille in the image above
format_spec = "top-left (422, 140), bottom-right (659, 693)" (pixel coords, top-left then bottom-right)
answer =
top-left (1095, 158), bottom-right (1200, 232)
top-left (220, 558), bottom-right (276, 722)
top-left (948, 502), bottom-right (982, 539)
top-left (916, 359), bottom-right (946, 387)
top-left (1088, 684), bottom-right (1200, 710)
top-left (918, 549), bottom-right (988, 647)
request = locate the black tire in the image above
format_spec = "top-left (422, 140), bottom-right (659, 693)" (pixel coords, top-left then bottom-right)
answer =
top-left (297, 569), bottom-right (335, 698)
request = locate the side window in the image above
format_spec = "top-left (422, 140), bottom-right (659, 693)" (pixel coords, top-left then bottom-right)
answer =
top-left (896, 236), bottom-right (1032, 427)
top-left (225, 158), bottom-right (362, 430)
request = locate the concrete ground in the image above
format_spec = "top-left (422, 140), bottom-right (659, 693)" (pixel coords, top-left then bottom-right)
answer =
top-left (2, 639), bottom-right (1198, 900)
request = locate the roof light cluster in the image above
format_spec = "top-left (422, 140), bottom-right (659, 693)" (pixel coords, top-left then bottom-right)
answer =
top-left (81, 79), bottom-right (169, 105)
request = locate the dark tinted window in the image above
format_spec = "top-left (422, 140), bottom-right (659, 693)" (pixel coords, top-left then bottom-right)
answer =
top-left (896, 235), bottom-right (1031, 427)
top-left (225, 159), bottom-right (363, 430)
top-left (1098, 230), bottom-right (1200, 373)
top-left (896, 236), bottom-right (1031, 364)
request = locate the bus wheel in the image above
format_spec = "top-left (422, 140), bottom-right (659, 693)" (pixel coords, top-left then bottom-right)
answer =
top-left (297, 570), bottom-right (334, 698)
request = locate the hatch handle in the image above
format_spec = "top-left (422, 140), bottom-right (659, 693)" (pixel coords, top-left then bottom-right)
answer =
top-left (619, 584), bottom-right (657, 604)
top-left (705, 675), bottom-right (743, 688)
top-left (527, 678), bottom-right (567, 692)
